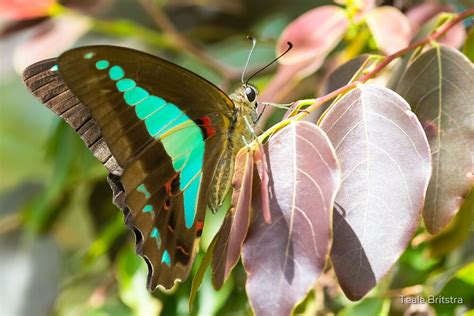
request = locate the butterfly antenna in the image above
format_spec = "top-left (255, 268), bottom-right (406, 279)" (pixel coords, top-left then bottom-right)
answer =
top-left (242, 36), bottom-right (257, 84)
top-left (245, 41), bottom-right (293, 85)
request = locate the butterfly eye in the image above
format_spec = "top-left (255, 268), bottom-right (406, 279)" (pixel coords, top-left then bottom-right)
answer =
top-left (245, 86), bottom-right (257, 103)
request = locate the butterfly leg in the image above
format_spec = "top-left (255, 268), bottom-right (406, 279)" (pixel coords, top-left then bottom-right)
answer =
top-left (255, 102), bottom-right (293, 123)
top-left (242, 115), bottom-right (258, 145)
top-left (259, 101), bottom-right (293, 109)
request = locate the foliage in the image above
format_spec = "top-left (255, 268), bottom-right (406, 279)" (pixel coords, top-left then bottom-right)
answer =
top-left (0, 0), bottom-right (473, 315)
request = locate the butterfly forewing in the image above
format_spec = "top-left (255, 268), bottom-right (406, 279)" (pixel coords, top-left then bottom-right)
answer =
top-left (23, 45), bottom-right (235, 290)
top-left (22, 58), bottom-right (123, 174)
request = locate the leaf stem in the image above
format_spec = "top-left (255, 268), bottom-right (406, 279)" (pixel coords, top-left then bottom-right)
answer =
top-left (257, 8), bottom-right (474, 142)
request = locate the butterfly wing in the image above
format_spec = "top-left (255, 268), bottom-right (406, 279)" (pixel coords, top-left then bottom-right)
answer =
top-left (22, 57), bottom-right (123, 174)
top-left (22, 46), bottom-right (234, 290)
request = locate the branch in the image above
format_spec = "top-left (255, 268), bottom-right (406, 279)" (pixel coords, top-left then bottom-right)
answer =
top-left (257, 8), bottom-right (474, 142)
top-left (138, 0), bottom-right (240, 81)
top-left (302, 8), bottom-right (474, 117)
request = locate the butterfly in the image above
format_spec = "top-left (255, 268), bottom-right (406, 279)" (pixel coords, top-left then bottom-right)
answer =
top-left (22, 45), bottom-right (260, 291)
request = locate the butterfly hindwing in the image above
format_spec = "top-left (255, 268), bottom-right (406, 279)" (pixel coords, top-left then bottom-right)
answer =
top-left (23, 46), bottom-right (234, 290)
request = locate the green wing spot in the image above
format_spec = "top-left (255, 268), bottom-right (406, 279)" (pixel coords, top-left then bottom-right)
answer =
top-left (124, 87), bottom-right (149, 105)
top-left (83, 52), bottom-right (94, 59)
top-left (151, 227), bottom-right (159, 238)
top-left (116, 78), bottom-right (136, 92)
top-left (109, 65), bottom-right (125, 80)
top-left (135, 96), bottom-right (167, 119)
top-left (138, 185), bottom-right (153, 214)
top-left (151, 227), bottom-right (161, 248)
top-left (50, 64), bottom-right (58, 72)
top-left (162, 250), bottom-right (171, 266)
top-left (137, 184), bottom-right (151, 199)
top-left (96, 60), bottom-right (109, 70)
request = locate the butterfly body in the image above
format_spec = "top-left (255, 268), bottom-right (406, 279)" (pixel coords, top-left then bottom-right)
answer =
top-left (209, 87), bottom-right (257, 212)
top-left (22, 45), bottom-right (257, 290)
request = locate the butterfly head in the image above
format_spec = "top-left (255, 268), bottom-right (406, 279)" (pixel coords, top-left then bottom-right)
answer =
top-left (229, 84), bottom-right (259, 124)
top-left (244, 84), bottom-right (257, 104)
top-left (230, 84), bottom-right (259, 110)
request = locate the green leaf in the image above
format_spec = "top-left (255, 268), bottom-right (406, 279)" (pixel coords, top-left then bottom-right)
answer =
top-left (426, 191), bottom-right (474, 258)
top-left (339, 297), bottom-right (390, 316)
top-left (431, 263), bottom-right (474, 315)
top-left (189, 238), bottom-right (216, 310)
top-left (197, 268), bottom-right (234, 316)
top-left (391, 244), bottom-right (439, 289)
top-left (463, 26), bottom-right (474, 62)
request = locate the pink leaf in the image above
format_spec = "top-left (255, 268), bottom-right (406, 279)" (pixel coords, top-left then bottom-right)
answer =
top-left (277, 6), bottom-right (349, 66)
top-left (13, 15), bottom-right (90, 74)
top-left (253, 142), bottom-right (271, 224)
top-left (211, 148), bottom-right (254, 288)
top-left (438, 23), bottom-right (466, 49)
top-left (242, 121), bottom-right (340, 316)
top-left (319, 85), bottom-right (431, 300)
top-left (259, 6), bottom-right (348, 104)
top-left (397, 46), bottom-right (474, 233)
top-left (366, 6), bottom-right (412, 55)
top-left (405, 2), bottom-right (448, 31)
top-left (405, 3), bottom-right (466, 48)
top-left (0, 0), bottom-right (56, 20)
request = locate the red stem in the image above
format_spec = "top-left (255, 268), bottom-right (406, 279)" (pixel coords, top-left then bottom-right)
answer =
top-left (294, 8), bottom-right (474, 118)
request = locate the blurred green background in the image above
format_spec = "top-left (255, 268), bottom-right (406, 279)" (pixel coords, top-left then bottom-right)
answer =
top-left (0, 0), bottom-right (473, 315)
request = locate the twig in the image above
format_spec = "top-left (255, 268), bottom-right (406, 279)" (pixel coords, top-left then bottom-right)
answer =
top-left (138, 0), bottom-right (240, 81)
top-left (257, 8), bottom-right (474, 141)
top-left (300, 8), bottom-right (474, 117)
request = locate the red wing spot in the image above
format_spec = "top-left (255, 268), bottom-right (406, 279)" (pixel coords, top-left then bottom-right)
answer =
top-left (165, 182), bottom-right (172, 195)
top-left (198, 115), bottom-right (216, 139)
top-left (196, 220), bottom-right (204, 230)
top-left (165, 173), bottom-right (180, 196)
top-left (195, 220), bottom-right (204, 237)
